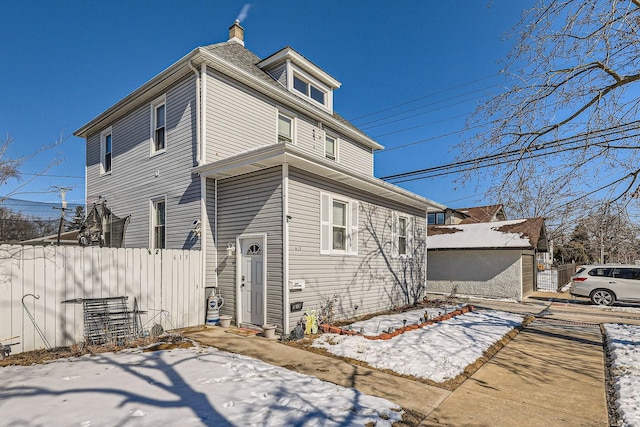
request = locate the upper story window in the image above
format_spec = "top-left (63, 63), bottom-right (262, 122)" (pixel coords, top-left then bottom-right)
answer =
top-left (293, 75), bottom-right (326, 106)
top-left (100, 127), bottom-right (112, 175)
top-left (325, 134), bottom-right (337, 161)
top-left (278, 113), bottom-right (294, 144)
top-left (152, 198), bottom-right (166, 249)
top-left (428, 212), bottom-right (445, 225)
top-left (151, 96), bottom-right (166, 154)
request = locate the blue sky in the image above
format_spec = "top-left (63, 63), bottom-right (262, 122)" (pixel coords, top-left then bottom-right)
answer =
top-left (0, 0), bottom-right (531, 212)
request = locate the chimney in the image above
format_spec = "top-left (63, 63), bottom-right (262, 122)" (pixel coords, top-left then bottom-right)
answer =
top-left (228, 20), bottom-right (245, 46)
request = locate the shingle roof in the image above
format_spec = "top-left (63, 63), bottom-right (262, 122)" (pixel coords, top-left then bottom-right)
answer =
top-left (427, 217), bottom-right (547, 250)
top-left (456, 204), bottom-right (505, 224)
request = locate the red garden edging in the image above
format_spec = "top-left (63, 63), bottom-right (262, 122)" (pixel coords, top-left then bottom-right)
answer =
top-left (319, 305), bottom-right (475, 340)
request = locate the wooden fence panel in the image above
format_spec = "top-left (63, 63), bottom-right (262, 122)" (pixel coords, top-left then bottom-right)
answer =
top-left (0, 245), bottom-right (202, 355)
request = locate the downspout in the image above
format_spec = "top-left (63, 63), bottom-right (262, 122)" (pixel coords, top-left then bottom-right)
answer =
top-left (282, 163), bottom-right (290, 333)
top-left (189, 61), bottom-right (207, 316)
top-left (188, 61), bottom-right (202, 166)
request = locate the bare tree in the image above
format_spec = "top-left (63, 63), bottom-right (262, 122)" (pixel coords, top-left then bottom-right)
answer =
top-left (555, 202), bottom-right (640, 263)
top-left (462, 0), bottom-right (640, 214)
top-left (359, 203), bottom-right (427, 306)
top-left (0, 133), bottom-right (64, 202)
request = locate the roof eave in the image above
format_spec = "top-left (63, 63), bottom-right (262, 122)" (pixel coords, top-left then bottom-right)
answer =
top-left (74, 48), bottom-right (205, 139)
top-left (74, 47), bottom-right (381, 151)
top-left (194, 143), bottom-right (444, 211)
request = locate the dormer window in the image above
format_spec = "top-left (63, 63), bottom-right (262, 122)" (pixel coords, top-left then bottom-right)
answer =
top-left (293, 75), bottom-right (326, 105)
top-left (257, 47), bottom-right (340, 113)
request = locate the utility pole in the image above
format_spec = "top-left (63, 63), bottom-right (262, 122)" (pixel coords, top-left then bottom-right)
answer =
top-left (53, 187), bottom-right (72, 246)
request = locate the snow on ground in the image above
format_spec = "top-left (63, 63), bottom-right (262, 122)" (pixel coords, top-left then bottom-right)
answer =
top-left (604, 324), bottom-right (640, 427)
top-left (313, 309), bottom-right (523, 383)
top-left (0, 346), bottom-right (402, 426)
top-left (347, 305), bottom-right (463, 335)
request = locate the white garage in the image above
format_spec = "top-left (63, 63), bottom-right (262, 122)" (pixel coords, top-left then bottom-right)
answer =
top-left (426, 218), bottom-right (548, 301)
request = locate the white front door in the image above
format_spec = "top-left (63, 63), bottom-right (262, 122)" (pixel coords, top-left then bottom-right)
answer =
top-left (240, 238), bottom-right (264, 325)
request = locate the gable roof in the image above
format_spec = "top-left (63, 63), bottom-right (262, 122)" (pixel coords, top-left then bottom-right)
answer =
top-left (75, 41), bottom-right (380, 151)
top-left (427, 218), bottom-right (548, 251)
top-left (456, 204), bottom-right (506, 224)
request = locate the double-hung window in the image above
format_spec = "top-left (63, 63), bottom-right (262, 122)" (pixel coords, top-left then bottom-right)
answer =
top-left (320, 192), bottom-right (358, 255)
top-left (332, 200), bottom-right (347, 250)
top-left (151, 96), bottom-right (166, 154)
top-left (100, 127), bottom-right (112, 174)
top-left (152, 198), bottom-right (166, 249)
top-left (398, 217), bottom-right (407, 256)
top-left (278, 113), bottom-right (293, 143)
top-left (325, 134), bottom-right (336, 161)
top-left (393, 212), bottom-right (413, 257)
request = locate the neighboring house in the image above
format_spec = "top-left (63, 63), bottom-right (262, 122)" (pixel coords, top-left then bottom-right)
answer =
top-left (74, 22), bottom-right (445, 332)
top-left (426, 218), bottom-right (548, 301)
top-left (21, 230), bottom-right (80, 246)
top-left (428, 204), bottom-right (507, 225)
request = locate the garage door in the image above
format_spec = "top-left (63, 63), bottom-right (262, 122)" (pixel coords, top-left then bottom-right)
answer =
top-left (522, 254), bottom-right (535, 296)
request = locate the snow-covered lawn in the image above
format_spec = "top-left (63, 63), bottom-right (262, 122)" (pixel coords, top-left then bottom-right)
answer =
top-left (0, 345), bottom-right (402, 426)
top-left (604, 323), bottom-right (640, 427)
top-left (313, 309), bottom-right (524, 383)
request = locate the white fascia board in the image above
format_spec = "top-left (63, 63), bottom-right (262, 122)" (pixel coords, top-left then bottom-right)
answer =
top-left (258, 47), bottom-right (341, 89)
top-left (199, 49), bottom-right (380, 151)
top-left (76, 46), bottom-right (379, 151)
top-left (74, 48), bottom-right (203, 139)
top-left (194, 144), bottom-right (445, 211)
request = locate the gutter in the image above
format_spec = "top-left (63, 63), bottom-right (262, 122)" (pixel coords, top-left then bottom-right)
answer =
top-left (75, 46), bottom-right (382, 152)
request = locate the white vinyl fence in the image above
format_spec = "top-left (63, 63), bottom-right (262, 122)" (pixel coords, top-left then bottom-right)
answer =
top-left (0, 245), bottom-right (203, 355)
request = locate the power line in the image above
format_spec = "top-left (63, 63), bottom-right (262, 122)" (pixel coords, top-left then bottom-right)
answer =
top-left (381, 121), bottom-right (640, 182)
top-left (359, 83), bottom-right (506, 130)
top-left (349, 74), bottom-right (505, 122)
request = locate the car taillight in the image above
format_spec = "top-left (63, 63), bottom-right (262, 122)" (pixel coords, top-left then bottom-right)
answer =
top-left (572, 277), bottom-right (587, 282)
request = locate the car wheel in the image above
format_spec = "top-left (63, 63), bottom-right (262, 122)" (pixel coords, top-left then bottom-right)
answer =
top-left (590, 289), bottom-right (615, 306)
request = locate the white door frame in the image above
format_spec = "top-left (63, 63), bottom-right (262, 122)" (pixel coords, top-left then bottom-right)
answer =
top-left (235, 233), bottom-right (268, 326)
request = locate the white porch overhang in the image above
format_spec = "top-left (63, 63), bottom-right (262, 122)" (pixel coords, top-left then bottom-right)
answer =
top-left (193, 143), bottom-right (445, 212)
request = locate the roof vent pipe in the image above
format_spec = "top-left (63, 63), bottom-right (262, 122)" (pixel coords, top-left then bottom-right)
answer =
top-left (228, 20), bottom-right (245, 46)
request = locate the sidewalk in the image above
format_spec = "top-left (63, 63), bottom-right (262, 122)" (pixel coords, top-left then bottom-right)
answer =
top-left (185, 300), bottom-right (611, 426)
top-left (420, 320), bottom-right (607, 426)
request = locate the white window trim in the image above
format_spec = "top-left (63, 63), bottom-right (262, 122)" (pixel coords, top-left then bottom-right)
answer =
top-left (392, 212), bottom-right (414, 258)
top-left (320, 192), bottom-right (358, 256)
top-left (150, 95), bottom-right (167, 156)
top-left (277, 110), bottom-right (296, 145)
top-left (324, 131), bottom-right (339, 162)
top-left (289, 68), bottom-right (332, 112)
top-left (150, 196), bottom-right (167, 249)
top-left (100, 126), bottom-right (113, 176)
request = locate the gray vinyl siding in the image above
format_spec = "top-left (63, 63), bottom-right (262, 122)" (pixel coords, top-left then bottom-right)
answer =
top-left (265, 62), bottom-right (287, 88)
top-left (205, 179), bottom-right (216, 287)
top-left (216, 167), bottom-right (283, 328)
top-left (202, 67), bottom-right (374, 175)
top-left (204, 69), bottom-right (275, 162)
top-left (286, 167), bottom-right (425, 331)
top-left (85, 74), bottom-right (201, 250)
top-left (294, 117), bottom-right (374, 174)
